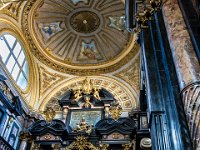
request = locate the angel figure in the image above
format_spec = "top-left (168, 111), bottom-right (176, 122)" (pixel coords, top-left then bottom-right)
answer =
top-left (84, 97), bottom-right (92, 108)
top-left (93, 88), bottom-right (101, 100)
top-left (74, 89), bottom-right (82, 102)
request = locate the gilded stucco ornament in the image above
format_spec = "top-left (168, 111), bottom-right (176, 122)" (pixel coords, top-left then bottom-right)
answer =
top-left (22, 0), bottom-right (139, 75)
top-left (73, 78), bottom-right (101, 103)
top-left (0, 81), bottom-right (13, 101)
top-left (114, 56), bottom-right (140, 95)
top-left (100, 144), bottom-right (109, 150)
top-left (131, 0), bottom-right (162, 32)
top-left (0, 1), bottom-right (23, 21)
top-left (73, 118), bottom-right (93, 135)
top-left (109, 100), bottom-right (123, 121)
top-left (65, 136), bottom-right (99, 150)
top-left (43, 77), bottom-right (138, 112)
top-left (38, 65), bottom-right (66, 98)
top-left (43, 106), bottom-right (56, 122)
top-left (122, 143), bottom-right (132, 150)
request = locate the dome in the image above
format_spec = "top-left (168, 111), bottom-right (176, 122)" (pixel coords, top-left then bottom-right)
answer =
top-left (23, 0), bottom-right (138, 75)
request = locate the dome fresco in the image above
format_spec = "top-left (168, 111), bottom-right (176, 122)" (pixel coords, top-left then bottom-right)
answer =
top-left (23, 0), bottom-right (138, 75)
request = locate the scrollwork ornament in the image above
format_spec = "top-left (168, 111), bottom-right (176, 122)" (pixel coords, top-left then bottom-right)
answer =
top-left (122, 143), bottom-right (132, 150)
top-left (19, 130), bottom-right (32, 143)
top-left (65, 136), bottom-right (99, 150)
top-left (134, 0), bottom-right (162, 32)
top-left (43, 106), bottom-right (56, 122)
top-left (100, 144), bottom-right (109, 150)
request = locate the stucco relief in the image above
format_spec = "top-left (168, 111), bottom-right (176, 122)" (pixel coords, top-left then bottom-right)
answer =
top-left (114, 56), bottom-right (140, 95)
top-left (162, 0), bottom-right (200, 90)
top-left (42, 76), bottom-right (139, 112)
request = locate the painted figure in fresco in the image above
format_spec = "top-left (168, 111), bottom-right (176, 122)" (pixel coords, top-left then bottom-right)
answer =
top-left (109, 16), bottom-right (126, 31)
top-left (71, 0), bottom-right (89, 5)
top-left (42, 24), bottom-right (59, 35)
top-left (38, 22), bottom-right (62, 39)
top-left (78, 41), bottom-right (102, 61)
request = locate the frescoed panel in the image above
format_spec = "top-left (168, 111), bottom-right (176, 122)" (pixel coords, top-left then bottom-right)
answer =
top-left (109, 16), bottom-right (126, 31)
top-left (71, 0), bottom-right (89, 5)
top-left (38, 22), bottom-right (63, 39)
top-left (69, 110), bottom-right (101, 130)
top-left (78, 40), bottom-right (103, 61)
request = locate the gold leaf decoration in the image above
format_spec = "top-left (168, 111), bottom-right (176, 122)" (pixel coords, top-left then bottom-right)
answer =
top-left (39, 66), bottom-right (66, 98)
top-left (115, 57), bottom-right (140, 95)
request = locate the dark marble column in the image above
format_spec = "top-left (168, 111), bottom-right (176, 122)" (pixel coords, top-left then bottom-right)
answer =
top-left (140, 9), bottom-right (192, 149)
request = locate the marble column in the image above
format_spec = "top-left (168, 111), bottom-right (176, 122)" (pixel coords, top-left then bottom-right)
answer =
top-left (162, 0), bottom-right (200, 149)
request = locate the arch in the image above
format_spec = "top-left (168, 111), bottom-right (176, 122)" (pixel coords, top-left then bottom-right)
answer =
top-left (0, 33), bottom-right (29, 90)
top-left (39, 76), bottom-right (139, 112)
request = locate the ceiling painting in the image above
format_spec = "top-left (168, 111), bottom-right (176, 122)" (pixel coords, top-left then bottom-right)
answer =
top-left (71, 0), bottom-right (89, 5)
top-left (21, 0), bottom-right (138, 75)
top-left (109, 16), bottom-right (126, 31)
top-left (78, 40), bottom-right (103, 63)
top-left (38, 22), bottom-right (63, 40)
top-left (0, 0), bottom-right (141, 111)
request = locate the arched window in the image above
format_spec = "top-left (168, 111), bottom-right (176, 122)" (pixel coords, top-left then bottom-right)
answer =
top-left (0, 33), bottom-right (29, 90)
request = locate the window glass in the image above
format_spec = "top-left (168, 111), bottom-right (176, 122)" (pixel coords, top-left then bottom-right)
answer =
top-left (0, 33), bottom-right (29, 90)
top-left (13, 43), bottom-right (21, 58)
top-left (23, 61), bottom-right (29, 79)
top-left (17, 51), bottom-right (25, 66)
top-left (12, 64), bottom-right (20, 80)
top-left (0, 38), bottom-right (10, 63)
top-left (4, 34), bottom-right (16, 48)
top-left (6, 55), bottom-right (15, 73)
top-left (17, 73), bottom-right (27, 90)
